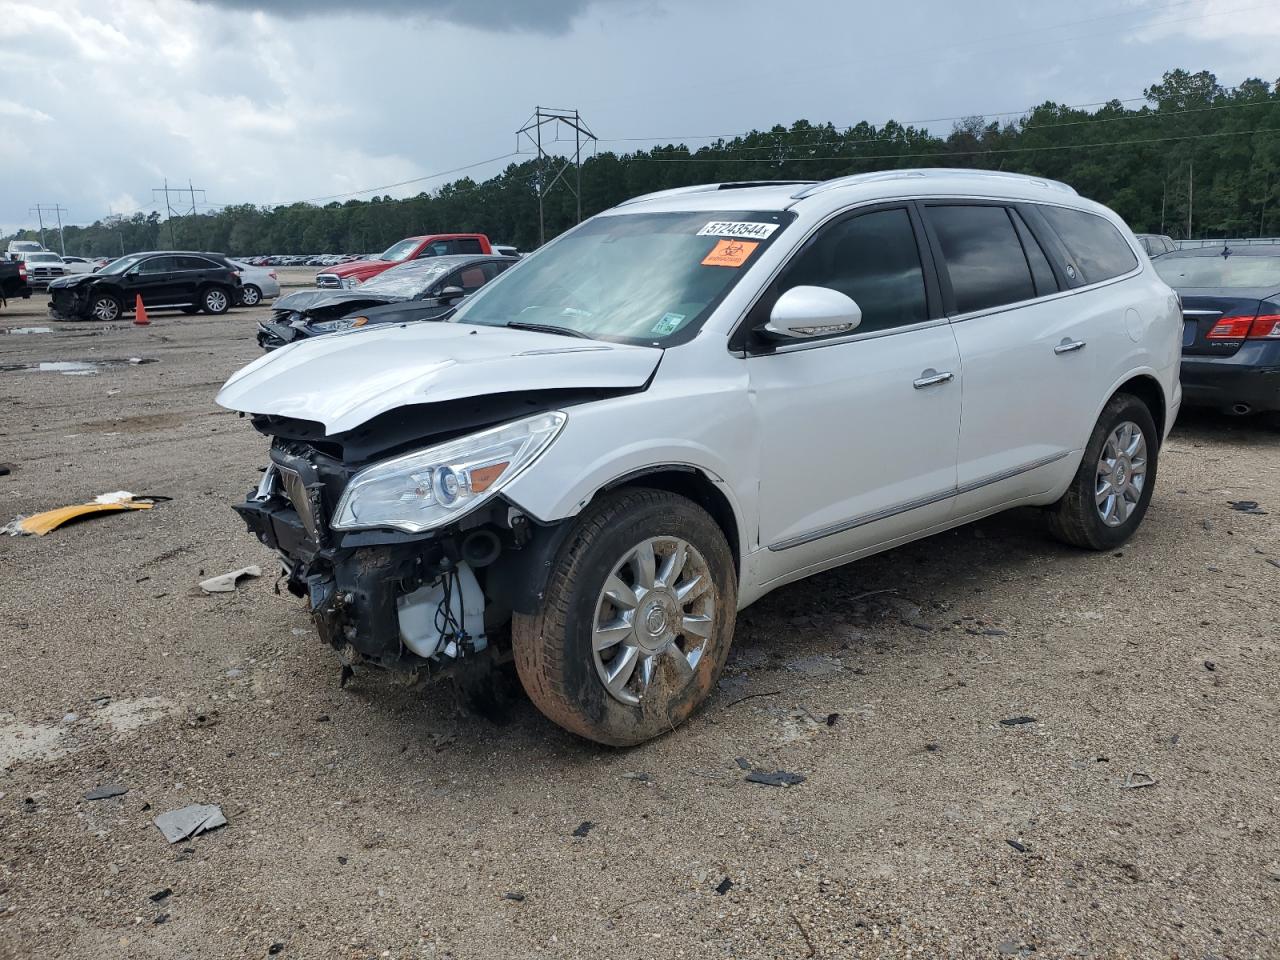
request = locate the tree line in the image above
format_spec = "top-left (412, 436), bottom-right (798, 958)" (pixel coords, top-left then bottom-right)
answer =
top-left (7, 68), bottom-right (1279, 258)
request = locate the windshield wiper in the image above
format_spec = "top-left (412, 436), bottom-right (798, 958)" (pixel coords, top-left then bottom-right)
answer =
top-left (502, 321), bottom-right (592, 339)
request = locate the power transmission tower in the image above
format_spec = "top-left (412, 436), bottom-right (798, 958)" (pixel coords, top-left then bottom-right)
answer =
top-left (29, 203), bottom-right (68, 254)
top-left (151, 178), bottom-right (206, 248)
top-left (516, 107), bottom-right (596, 246)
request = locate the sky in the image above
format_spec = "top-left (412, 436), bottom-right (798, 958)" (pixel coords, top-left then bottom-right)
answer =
top-left (1, 0), bottom-right (1278, 234)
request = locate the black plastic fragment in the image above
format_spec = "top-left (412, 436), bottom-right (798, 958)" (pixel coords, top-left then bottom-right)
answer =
top-left (745, 769), bottom-right (806, 787)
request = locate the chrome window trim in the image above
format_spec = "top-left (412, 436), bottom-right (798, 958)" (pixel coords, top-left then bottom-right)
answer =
top-left (728, 194), bottom-right (1145, 355)
top-left (767, 450), bottom-right (1071, 552)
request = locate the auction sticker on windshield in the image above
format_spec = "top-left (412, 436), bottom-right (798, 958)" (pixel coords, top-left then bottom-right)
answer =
top-left (697, 221), bottom-right (779, 239)
top-left (702, 239), bottom-right (758, 268)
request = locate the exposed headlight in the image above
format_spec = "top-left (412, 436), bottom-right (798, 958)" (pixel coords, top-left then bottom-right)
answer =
top-left (342, 277), bottom-right (359, 289)
top-left (308, 318), bottom-right (342, 333)
top-left (331, 412), bottom-right (566, 533)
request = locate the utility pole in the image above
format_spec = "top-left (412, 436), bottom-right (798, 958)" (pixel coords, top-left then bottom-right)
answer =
top-left (151, 179), bottom-right (205, 249)
top-left (29, 204), bottom-right (69, 254)
top-left (516, 106), bottom-right (596, 246)
top-left (1187, 159), bottom-right (1194, 240)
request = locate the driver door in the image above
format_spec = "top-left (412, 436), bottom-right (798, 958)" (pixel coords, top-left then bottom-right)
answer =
top-left (747, 204), bottom-right (963, 585)
top-left (126, 255), bottom-right (181, 305)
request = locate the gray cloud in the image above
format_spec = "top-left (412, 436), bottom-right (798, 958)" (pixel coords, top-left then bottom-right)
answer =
top-left (193, 0), bottom-right (597, 33)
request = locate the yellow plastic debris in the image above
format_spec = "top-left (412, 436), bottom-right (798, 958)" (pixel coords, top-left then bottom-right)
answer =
top-left (5, 494), bottom-right (155, 536)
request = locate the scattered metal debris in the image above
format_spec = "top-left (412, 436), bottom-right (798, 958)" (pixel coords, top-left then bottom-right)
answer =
top-left (714, 877), bottom-right (733, 895)
top-left (153, 803), bottom-right (227, 843)
top-left (744, 769), bottom-right (806, 787)
top-left (503, 892), bottom-right (526, 902)
top-left (1229, 500), bottom-right (1267, 514)
top-left (199, 565), bottom-right (262, 594)
top-left (1120, 772), bottom-right (1158, 790)
top-left (999, 716), bottom-right (1037, 726)
top-left (734, 757), bottom-right (752, 770)
top-left (1007, 839), bottom-right (1029, 853)
top-left (149, 888), bottom-right (172, 903)
top-left (83, 784), bottom-right (128, 801)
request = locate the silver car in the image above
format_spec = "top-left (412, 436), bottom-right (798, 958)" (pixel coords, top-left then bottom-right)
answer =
top-left (230, 260), bottom-right (281, 306)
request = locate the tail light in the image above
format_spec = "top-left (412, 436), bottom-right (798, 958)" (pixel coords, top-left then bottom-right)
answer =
top-left (1206, 317), bottom-right (1253, 340)
top-left (1205, 313), bottom-right (1280, 340)
top-left (1248, 314), bottom-right (1280, 339)
top-left (17, 263), bottom-right (26, 281)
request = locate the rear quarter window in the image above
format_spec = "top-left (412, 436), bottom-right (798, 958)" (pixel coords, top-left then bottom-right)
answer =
top-left (1039, 206), bottom-right (1138, 283)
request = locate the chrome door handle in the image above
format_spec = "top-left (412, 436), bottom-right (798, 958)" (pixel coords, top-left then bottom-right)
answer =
top-left (1054, 338), bottom-right (1086, 354)
top-left (913, 369), bottom-right (954, 389)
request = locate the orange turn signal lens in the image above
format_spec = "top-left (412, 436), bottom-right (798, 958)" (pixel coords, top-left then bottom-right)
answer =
top-left (350, 316), bottom-right (369, 328)
top-left (468, 462), bottom-right (509, 492)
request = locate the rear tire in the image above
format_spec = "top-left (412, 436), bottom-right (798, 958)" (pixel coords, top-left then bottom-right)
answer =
top-left (512, 488), bottom-right (737, 746)
top-left (200, 285), bottom-right (230, 314)
top-left (1047, 393), bottom-right (1159, 550)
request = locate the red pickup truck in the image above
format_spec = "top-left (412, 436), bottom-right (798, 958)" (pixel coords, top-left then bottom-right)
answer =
top-left (315, 234), bottom-right (492, 288)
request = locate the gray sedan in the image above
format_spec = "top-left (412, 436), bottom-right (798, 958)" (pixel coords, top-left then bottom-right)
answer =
top-left (230, 260), bottom-right (281, 306)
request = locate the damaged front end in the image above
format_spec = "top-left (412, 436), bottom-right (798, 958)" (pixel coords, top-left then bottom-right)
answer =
top-left (232, 404), bottom-right (574, 686)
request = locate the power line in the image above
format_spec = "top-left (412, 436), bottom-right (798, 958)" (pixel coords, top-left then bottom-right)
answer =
top-left (636, 126), bottom-right (1279, 165)
top-left (28, 203), bottom-right (68, 255)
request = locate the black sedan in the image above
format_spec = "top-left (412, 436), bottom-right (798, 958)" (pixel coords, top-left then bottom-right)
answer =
top-left (257, 254), bottom-right (515, 350)
top-left (1154, 244), bottom-right (1280, 421)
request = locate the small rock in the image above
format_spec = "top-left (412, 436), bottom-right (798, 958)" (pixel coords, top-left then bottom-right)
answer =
top-left (316, 714), bottom-right (330, 723)
top-left (225, 669), bottom-right (244, 679)
top-left (503, 891), bottom-right (525, 902)
top-left (148, 888), bottom-right (172, 903)
top-left (1203, 660), bottom-right (1216, 672)
top-left (62, 713), bottom-right (78, 724)
top-left (621, 771), bottom-right (651, 782)
top-left (84, 784), bottom-right (128, 801)
top-left (572, 821), bottom-right (594, 838)
top-left (153, 913), bottom-right (168, 925)
top-left (825, 713), bottom-right (839, 726)
top-left (268, 945), bottom-right (284, 956)
top-left (1007, 839), bottom-right (1029, 853)
top-left (337, 856), bottom-right (348, 865)
top-left (714, 877), bottom-right (733, 895)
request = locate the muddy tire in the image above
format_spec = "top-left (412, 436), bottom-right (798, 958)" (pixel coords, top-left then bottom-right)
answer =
top-left (512, 488), bottom-right (737, 746)
top-left (89, 293), bottom-right (122, 322)
top-left (200, 285), bottom-right (231, 314)
top-left (1047, 393), bottom-right (1159, 550)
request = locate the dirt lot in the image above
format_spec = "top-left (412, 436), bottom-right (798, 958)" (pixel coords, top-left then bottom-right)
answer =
top-left (1, 285), bottom-right (1278, 960)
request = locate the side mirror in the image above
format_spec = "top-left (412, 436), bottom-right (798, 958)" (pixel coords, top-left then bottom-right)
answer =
top-left (438, 285), bottom-right (465, 301)
top-left (763, 285), bottom-right (862, 340)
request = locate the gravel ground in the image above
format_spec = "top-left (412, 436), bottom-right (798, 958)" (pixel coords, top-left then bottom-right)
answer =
top-left (1, 288), bottom-right (1278, 960)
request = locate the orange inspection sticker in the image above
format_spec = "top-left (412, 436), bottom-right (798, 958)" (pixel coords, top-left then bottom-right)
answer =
top-left (701, 239), bottom-right (758, 268)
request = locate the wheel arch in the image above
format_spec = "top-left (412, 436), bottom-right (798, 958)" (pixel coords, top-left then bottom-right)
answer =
top-left (1110, 373), bottom-right (1167, 444)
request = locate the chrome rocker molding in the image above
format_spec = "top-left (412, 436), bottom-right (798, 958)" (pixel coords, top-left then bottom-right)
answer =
top-left (767, 450), bottom-right (1072, 551)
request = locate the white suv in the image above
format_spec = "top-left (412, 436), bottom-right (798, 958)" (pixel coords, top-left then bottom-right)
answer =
top-left (218, 169), bottom-right (1182, 746)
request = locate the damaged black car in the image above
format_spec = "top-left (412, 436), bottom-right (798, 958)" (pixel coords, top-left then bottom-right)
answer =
top-left (257, 254), bottom-right (515, 350)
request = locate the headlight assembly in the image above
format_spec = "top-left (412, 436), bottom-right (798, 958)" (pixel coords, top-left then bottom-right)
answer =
top-left (331, 412), bottom-right (566, 533)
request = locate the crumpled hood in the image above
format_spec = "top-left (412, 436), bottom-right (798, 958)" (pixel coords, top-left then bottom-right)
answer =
top-left (48, 274), bottom-right (94, 290)
top-left (321, 259), bottom-right (390, 279)
top-left (271, 288), bottom-right (399, 315)
top-left (217, 321), bottom-right (662, 435)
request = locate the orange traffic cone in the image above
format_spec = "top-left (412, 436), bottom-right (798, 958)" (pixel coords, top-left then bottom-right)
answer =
top-left (133, 294), bottom-right (149, 326)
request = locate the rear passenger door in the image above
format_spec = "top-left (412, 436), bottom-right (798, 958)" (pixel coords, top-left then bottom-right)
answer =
top-left (923, 201), bottom-right (1131, 514)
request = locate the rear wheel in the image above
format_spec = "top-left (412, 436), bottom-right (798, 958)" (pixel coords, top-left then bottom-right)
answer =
top-left (201, 286), bottom-right (230, 314)
top-left (89, 293), bottom-right (121, 322)
top-left (239, 284), bottom-right (262, 306)
top-left (1047, 393), bottom-right (1159, 550)
top-left (513, 488), bottom-right (737, 746)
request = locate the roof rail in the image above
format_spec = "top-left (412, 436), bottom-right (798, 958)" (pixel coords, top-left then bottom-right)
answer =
top-left (618, 180), bottom-right (818, 206)
top-left (791, 168), bottom-right (1076, 199)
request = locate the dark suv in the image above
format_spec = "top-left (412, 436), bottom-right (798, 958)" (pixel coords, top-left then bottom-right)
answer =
top-left (48, 251), bottom-right (242, 322)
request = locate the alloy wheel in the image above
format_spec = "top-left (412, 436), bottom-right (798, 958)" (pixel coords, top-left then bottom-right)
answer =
top-left (240, 285), bottom-right (260, 305)
top-left (206, 289), bottom-right (228, 312)
top-left (92, 298), bottom-right (118, 322)
top-left (591, 536), bottom-right (716, 706)
top-left (1095, 420), bottom-right (1147, 527)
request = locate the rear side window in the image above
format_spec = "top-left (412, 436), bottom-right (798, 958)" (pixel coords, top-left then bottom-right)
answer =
top-left (455, 238), bottom-right (484, 255)
top-left (776, 207), bottom-right (928, 334)
top-left (1010, 210), bottom-right (1059, 297)
top-left (175, 256), bottom-right (219, 271)
top-left (1038, 206), bottom-right (1138, 283)
top-left (926, 205), bottom-right (1035, 314)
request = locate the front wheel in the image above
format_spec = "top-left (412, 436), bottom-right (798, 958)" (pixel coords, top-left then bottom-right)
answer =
top-left (1047, 393), bottom-right (1159, 550)
top-left (239, 284), bottom-right (262, 306)
top-left (513, 488), bottom-right (737, 746)
top-left (89, 293), bottom-right (122, 322)
top-left (201, 285), bottom-right (230, 314)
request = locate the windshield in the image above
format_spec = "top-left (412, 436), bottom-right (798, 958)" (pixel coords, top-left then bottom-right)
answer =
top-left (11, 242), bottom-right (41, 251)
top-left (452, 210), bottom-right (794, 344)
top-left (360, 259), bottom-right (456, 298)
top-left (97, 254), bottom-right (146, 277)
top-left (28, 253), bottom-right (61, 263)
top-left (378, 239), bottom-right (420, 263)
top-left (1155, 254), bottom-right (1280, 289)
